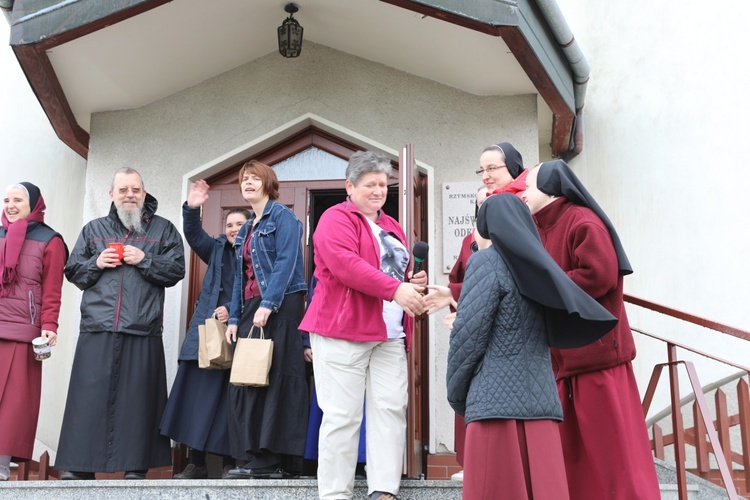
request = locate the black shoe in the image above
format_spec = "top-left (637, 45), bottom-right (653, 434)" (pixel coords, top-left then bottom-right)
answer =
top-left (173, 464), bottom-right (208, 479)
top-left (60, 471), bottom-right (96, 480)
top-left (355, 463), bottom-right (367, 480)
top-left (123, 470), bottom-right (147, 480)
top-left (264, 467), bottom-right (298, 479)
top-left (225, 465), bottom-right (297, 479)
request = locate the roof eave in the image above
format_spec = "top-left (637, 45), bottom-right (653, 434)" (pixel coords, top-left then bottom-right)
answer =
top-left (9, 0), bottom-right (172, 159)
top-left (9, 0), bottom-right (580, 159)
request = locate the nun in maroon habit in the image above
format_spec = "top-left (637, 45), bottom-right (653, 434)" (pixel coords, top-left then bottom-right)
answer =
top-left (0, 182), bottom-right (67, 480)
top-left (447, 193), bottom-right (617, 500)
top-left (524, 159), bottom-right (661, 500)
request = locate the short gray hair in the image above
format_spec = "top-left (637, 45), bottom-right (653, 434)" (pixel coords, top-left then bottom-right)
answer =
top-left (482, 145), bottom-right (506, 160)
top-left (346, 151), bottom-right (392, 185)
top-left (110, 167), bottom-right (145, 191)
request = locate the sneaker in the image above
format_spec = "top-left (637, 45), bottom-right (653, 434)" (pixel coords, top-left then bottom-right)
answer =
top-left (0, 464), bottom-right (9, 481)
top-left (60, 471), bottom-right (96, 480)
top-left (222, 465), bottom-right (237, 478)
top-left (123, 470), bottom-right (147, 480)
top-left (370, 492), bottom-right (399, 500)
top-left (450, 470), bottom-right (464, 481)
top-left (173, 463), bottom-right (208, 479)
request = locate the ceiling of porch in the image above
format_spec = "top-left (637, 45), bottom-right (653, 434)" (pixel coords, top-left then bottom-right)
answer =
top-left (40, 0), bottom-right (548, 134)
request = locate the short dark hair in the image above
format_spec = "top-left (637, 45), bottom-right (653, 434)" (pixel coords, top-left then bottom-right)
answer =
top-left (226, 208), bottom-right (251, 222)
top-left (237, 160), bottom-right (280, 200)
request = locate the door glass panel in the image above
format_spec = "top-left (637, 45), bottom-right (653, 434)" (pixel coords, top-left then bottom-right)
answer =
top-left (273, 146), bottom-right (347, 180)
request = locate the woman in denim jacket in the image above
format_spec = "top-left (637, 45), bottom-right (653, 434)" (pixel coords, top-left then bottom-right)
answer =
top-left (224, 160), bottom-right (308, 479)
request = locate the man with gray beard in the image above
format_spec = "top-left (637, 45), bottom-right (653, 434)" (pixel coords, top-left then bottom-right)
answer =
top-left (55, 167), bottom-right (185, 480)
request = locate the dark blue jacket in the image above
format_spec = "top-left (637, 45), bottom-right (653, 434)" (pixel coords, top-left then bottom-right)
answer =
top-left (447, 249), bottom-right (563, 423)
top-left (229, 199), bottom-right (307, 325)
top-left (179, 202), bottom-right (235, 360)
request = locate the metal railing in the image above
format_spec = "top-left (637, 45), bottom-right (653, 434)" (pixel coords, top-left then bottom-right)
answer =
top-left (626, 294), bottom-right (750, 500)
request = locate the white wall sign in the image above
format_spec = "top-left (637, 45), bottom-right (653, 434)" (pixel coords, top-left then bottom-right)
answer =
top-left (442, 182), bottom-right (481, 274)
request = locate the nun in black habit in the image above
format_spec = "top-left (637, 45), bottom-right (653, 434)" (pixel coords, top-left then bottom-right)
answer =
top-left (446, 194), bottom-right (616, 500)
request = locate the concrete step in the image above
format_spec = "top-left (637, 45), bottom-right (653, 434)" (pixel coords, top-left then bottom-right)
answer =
top-left (654, 458), bottom-right (733, 500)
top-left (659, 483), bottom-right (702, 500)
top-left (0, 478), bottom-right (461, 500)
top-left (1, 462), bottom-right (736, 499)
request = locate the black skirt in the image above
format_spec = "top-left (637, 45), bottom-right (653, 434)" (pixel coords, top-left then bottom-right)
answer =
top-left (160, 360), bottom-right (232, 456)
top-left (228, 292), bottom-right (309, 462)
top-left (55, 332), bottom-right (172, 472)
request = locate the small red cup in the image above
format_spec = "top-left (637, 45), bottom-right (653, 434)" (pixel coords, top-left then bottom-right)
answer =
top-left (108, 242), bottom-right (124, 263)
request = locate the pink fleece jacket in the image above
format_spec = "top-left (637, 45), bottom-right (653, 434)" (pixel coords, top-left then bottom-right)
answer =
top-left (298, 200), bottom-right (414, 351)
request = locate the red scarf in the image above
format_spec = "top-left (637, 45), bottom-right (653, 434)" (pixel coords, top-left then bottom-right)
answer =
top-left (0, 195), bottom-right (47, 295)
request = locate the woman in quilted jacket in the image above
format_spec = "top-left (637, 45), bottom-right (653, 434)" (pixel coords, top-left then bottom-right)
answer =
top-left (447, 194), bottom-right (616, 500)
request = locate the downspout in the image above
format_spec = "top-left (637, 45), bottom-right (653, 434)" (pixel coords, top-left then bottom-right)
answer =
top-left (534, 0), bottom-right (589, 161)
top-left (1, 0), bottom-right (14, 22)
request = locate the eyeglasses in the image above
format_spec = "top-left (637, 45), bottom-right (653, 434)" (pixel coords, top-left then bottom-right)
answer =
top-left (475, 164), bottom-right (507, 176)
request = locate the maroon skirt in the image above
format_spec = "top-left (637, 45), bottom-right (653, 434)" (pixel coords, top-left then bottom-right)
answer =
top-left (0, 340), bottom-right (42, 461)
top-left (557, 362), bottom-right (661, 500)
top-left (462, 418), bottom-right (569, 500)
top-left (454, 413), bottom-right (466, 466)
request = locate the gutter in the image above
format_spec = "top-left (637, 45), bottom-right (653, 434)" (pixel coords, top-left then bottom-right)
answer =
top-left (534, 0), bottom-right (589, 160)
top-left (1, 0), bottom-right (13, 22)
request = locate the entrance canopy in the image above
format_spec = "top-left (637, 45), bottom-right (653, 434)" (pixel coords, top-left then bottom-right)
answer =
top-left (6, 0), bottom-right (581, 159)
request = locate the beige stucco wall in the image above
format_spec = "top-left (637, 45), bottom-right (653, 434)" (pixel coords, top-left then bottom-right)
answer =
top-left (85, 41), bottom-right (538, 455)
top-left (0, 20), bottom-right (88, 455)
top-left (556, 0), bottom-right (750, 416)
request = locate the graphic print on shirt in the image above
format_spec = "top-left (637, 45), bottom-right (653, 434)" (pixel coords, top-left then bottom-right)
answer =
top-left (377, 229), bottom-right (409, 281)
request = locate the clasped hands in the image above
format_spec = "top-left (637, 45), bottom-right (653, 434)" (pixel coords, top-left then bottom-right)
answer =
top-left (97, 245), bottom-right (145, 269)
top-left (393, 270), bottom-right (428, 317)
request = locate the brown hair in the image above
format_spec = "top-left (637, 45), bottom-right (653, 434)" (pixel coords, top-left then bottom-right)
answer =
top-left (237, 160), bottom-right (280, 200)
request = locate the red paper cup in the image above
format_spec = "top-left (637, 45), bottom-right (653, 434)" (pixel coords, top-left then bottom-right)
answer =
top-left (108, 242), bottom-right (124, 263)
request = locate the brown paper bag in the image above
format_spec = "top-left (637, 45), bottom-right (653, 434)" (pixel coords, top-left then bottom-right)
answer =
top-left (204, 316), bottom-right (232, 369)
top-left (198, 318), bottom-right (232, 370)
top-left (229, 326), bottom-right (273, 387)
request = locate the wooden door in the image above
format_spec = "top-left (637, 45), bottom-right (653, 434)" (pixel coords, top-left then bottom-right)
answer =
top-left (399, 144), bottom-right (429, 478)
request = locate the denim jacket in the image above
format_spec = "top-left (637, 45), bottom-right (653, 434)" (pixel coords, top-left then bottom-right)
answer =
top-left (228, 199), bottom-right (307, 325)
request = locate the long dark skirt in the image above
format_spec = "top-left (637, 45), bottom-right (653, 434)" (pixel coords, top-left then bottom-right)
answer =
top-left (160, 360), bottom-right (231, 456)
top-left (229, 293), bottom-right (308, 468)
top-left (0, 340), bottom-right (41, 461)
top-left (55, 332), bottom-right (172, 472)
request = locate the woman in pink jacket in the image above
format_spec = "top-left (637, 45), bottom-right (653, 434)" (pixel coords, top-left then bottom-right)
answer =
top-left (299, 150), bottom-right (427, 500)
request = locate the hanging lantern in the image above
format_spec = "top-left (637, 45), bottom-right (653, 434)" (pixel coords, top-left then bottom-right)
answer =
top-left (278, 3), bottom-right (303, 58)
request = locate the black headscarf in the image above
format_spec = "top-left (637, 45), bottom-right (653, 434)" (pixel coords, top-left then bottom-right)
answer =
top-left (19, 182), bottom-right (41, 211)
top-left (476, 194), bottom-right (617, 349)
top-left (1, 182), bottom-right (47, 295)
top-left (537, 160), bottom-right (633, 275)
top-left (495, 142), bottom-right (524, 179)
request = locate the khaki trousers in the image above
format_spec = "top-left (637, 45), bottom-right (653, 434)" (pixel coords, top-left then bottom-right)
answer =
top-left (311, 334), bottom-right (408, 500)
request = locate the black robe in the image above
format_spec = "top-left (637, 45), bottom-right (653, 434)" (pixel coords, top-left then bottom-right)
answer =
top-left (54, 333), bottom-right (172, 472)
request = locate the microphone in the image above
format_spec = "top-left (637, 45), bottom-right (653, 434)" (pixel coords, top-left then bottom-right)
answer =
top-left (412, 241), bottom-right (429, 274)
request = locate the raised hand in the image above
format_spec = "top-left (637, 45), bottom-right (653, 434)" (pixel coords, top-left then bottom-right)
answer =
top-left (187, 179), bottom-right (210, 208)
